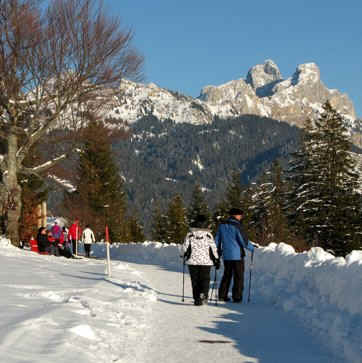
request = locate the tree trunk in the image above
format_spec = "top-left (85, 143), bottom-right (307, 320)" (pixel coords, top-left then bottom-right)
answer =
top-left (6, 132), bottom-right (22, 247)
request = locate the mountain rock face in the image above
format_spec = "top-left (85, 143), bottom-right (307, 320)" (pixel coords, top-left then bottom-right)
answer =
top-left (105, 60), bottom-right (356, 128)
top-left (246, 59), bottom-right (282, 96)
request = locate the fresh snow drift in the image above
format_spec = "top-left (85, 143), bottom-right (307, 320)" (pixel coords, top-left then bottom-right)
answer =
top-left (0, 238), bottom-right (361, 363)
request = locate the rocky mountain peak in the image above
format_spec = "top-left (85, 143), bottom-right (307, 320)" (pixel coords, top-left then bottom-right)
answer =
top-left (291, 62), bottom-right (320, 85)
top-left (246, 59), bottom-right (283, 96)
top-left (102, 60), bottom-right (356, 130)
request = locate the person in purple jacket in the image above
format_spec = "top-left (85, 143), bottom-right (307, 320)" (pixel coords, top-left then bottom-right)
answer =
top-left (215, 208), bottom-right (255, 303)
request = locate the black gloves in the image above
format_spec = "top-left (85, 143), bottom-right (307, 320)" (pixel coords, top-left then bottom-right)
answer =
top-left (214, 259), bottom-right (220, 270)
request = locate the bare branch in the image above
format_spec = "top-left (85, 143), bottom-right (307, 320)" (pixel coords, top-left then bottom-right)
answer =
top-left (0, 0), bottom-right (143, 244)
top-left (20, 152), bottom-right (70, 176)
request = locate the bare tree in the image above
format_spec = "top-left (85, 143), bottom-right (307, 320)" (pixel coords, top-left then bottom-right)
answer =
top-left (0, 0), bottom-right (143, 246)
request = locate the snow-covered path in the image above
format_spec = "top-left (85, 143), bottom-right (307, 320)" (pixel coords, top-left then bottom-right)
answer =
top-left (2, 240), bottom-right (358, 363)
top-left (0, 246), bottom-right (155, 363)
top-left (131, 263), bottom-right (335, 363)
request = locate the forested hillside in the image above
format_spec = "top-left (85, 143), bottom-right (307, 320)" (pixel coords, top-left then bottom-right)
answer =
top-left (112, 115), bottom-right (301, 230)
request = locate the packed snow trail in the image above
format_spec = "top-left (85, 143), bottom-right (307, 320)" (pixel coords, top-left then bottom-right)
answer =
top-left (1, 240), bottom-right (356, 362)
top-left (129, 262), bottom-right (335, 363)
top-left (0, 246), bottom-right (155, 363)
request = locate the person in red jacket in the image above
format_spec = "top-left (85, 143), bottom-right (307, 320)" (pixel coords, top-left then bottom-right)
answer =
top-left (69, 219), bottom-right (82, 255)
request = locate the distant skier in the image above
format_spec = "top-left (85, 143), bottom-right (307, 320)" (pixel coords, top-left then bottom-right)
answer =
top-left (215, 208), bottom-right (255, 303)
top-left (82, 225), bottom-right (95, 258)
top-left (182, 214), bottom-right (219, 306)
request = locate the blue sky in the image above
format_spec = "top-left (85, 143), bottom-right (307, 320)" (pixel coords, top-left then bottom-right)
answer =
top-left (105, 1), bottom-right (361, 117)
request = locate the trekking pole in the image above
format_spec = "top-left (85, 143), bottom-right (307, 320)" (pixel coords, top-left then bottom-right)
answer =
top-left (210, 267), bottom-right (218, 306)
top-left (214, 268), bottom-right (218, 306)
top-left (210, 270), bottom-right (215, 303)
top-left (247, 250), bottom-right (254, 304)
top-left (182, 257), bottom-right (185, 302)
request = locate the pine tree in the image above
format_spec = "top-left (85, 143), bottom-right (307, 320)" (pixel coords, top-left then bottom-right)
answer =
top-left (286, 102), bottom-right (361, 255)
top-left (211, 199), bottom-right (229, 234)
top-left (248, 172), bottom-right (271, 245)
top-left (225, 171), bottom-right (243, 209)
top-left (313, 102), bottom-right (360, 255)
top-left (151, 202), bottom-right (168, 242)
top-left (165, 194), bottom-right (188, 244)
top-left (126, 215), bottom-right (145, 242)
top-left (239, 185), bottom-right (255, 239)
top-left (286, 117), bottom-right (325, 245)
top-left (187, 184), bottom-right (210, 225)
top-left (70, 120), bottom-right (127, 241)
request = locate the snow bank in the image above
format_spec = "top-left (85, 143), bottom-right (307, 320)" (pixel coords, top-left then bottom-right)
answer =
top-left (92, 241), bottom-right (181, 270)
top-left (0, 237), bottom-right (12, 248)
top-left (0, 237), bottom-right (23, 257)
top-left (91, 241), bottom-right (362, 363)
top-left (250, 243), bottom-right (362, 363)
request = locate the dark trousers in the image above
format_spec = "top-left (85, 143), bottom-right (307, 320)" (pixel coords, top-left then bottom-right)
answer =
top-left (188, 265), bottom-right (211, 302)
top-left (219, 260), bottom-right (245, 302)
top-left (50, 241), bottom-right (60, 256)
top-left (84, 244), bottom-right (91, 257)
top-left (71, 238), bottom-right (77, 254)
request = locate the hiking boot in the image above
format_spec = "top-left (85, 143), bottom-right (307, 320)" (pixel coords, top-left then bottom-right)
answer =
top-left (200, 293), bottom-right (208, 305)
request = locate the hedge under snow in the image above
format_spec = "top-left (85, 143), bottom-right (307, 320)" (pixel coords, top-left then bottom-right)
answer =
top-left (92, 241), bottom-right (362, 363)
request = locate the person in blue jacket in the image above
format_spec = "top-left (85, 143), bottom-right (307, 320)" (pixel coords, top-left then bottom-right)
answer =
top-left (215, 208), bottom-right (255, 302)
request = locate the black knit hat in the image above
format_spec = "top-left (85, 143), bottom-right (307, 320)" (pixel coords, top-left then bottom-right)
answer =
top-left (229, 208), bottom-right (244, 216)
top-left (191, 214), bottom-right (209, 228)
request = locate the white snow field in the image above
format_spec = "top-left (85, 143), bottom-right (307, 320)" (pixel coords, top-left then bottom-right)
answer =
top-left (1, 239), bottom-right (361, 363)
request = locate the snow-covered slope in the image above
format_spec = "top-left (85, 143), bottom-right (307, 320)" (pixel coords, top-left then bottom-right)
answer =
top-left (105, 60), bottom-right (356, 128)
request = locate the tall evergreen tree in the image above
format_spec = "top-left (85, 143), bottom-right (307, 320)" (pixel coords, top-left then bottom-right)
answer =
top-left (248, 172), bottom-right (270, 244)
top-left (286, 102), bottom-right (361, 255)
top-left (239, 184), bottom-right (255, 238)
top-left (211, 199), bottom-right (229, 234)
top-left (225, 171), bottom-right (243, 209)
top-left (314, 102), bottom-right (361, 254)
top-left (69, 121), bottom-right (127, 242)
top-left (151, 202), bottom-right (168, 242)
top-left (165, 194), bottom-right (188, 244)
top-left (187, 184), bottom-right (210, 225)
top-left (126, 215), bottom-right (145, 242)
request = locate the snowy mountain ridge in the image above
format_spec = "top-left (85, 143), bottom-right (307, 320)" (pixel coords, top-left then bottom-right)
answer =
top-left (106, 60), bottom-right (356, 128)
